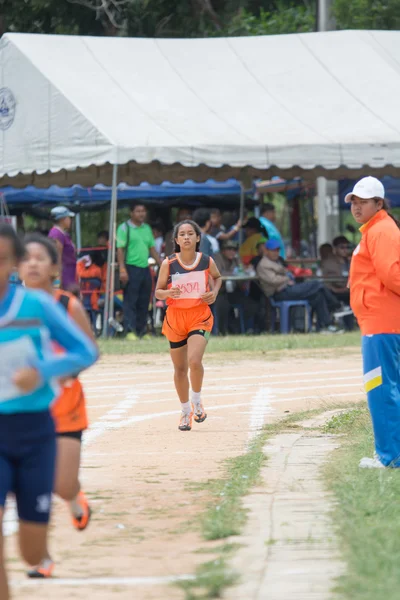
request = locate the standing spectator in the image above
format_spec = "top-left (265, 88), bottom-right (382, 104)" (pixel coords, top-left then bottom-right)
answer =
top-left (322, 236), bottom-right (354, 330)
top-left (259, 203), bottom-right (286, 258)
top-left (210, 209), bottom-right (242, 244)
top-left (164, 207), bottom-right (192, 256)
top-left (151, 222), bottom-right (165, 257)
top-left (239, 217), bottom-right (267, 266)
top-left (347, 176), bottom-right (400, 468)
top-left (214, 241), bottom-right (257, 334)
top-left (117, 203), bottom-right (161, 341)
top-left (257, 239), bottom-right (341, 333)
top-left (48, 206), bottom-right (77, 291)
top-left (192, 208), bottom-right (215, 258)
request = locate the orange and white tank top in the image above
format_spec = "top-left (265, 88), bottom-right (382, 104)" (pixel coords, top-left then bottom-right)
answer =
top-left (166, 252), bottom-right (211, 309)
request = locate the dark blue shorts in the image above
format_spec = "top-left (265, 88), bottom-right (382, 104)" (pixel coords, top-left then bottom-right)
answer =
top-left (0, 411), bottom-right (56, 524)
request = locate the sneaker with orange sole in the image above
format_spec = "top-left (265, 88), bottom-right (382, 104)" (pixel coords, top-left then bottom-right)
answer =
top-left (71, 491), bottom-right (92, 531)
top-left (27, 558), bottom-right (54, 579)
top-left (192, 403), bottom-right (207, 423)
top-left (178, 411), bottom-right (193, 431)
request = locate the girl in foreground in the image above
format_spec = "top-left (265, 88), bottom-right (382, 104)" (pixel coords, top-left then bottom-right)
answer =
top-left (0, 225), bottom-right (98, 599)
top-left (347, 176), bottom-right (400, 468)
top-left (20, 234), bottom-right (96, 577)
top-left (155, 220), bottom-right (221, 431)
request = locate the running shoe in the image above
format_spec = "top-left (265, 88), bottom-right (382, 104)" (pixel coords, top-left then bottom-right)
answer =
top-left (359, 456), bottom-right (386, 469)
top-left (192, 403), bottom-right (207, 423)
top-left (178, 411), bottom-right (193, 431)
top-left (27, 558), bottom-right (54, 579)
top-left (71, 491), bottom-right (92, 531)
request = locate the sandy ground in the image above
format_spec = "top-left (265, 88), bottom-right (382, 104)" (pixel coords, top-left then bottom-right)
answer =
top-left (6, 349), bottom-right (364, 599)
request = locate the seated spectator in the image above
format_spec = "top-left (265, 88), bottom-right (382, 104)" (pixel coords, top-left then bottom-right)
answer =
top-left (210, 208), bottom-right (242, 245)
top-left (257, 239), bottom-right (342, 333)
top-left (322, 236), bottom-right (354, 330)
top-left (164, 207), bottom-right (192, 256)
top-left (214, 241), bottom-right (257, 335)
top-left (259, 202), bottom-right (286, 258)
top-left (77, 255), bottom-right (103, 311)
top-left (240, 217), bottom-right (267, 266)
top-left (319, 242), bottom-right (333, 264)
top-left (97, 230), bottom-right (109, 248)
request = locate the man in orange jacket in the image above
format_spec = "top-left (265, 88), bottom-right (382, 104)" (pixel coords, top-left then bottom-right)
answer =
top-left (347, 176), bottom-right (400, 468)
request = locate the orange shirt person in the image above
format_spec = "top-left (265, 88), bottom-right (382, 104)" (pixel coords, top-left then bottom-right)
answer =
top-left (347, 176), bottom-right (400, 469)
top-left (20, 234), bottom-right (96, 578)
top-left (155, 220), bottom-right (222, 432)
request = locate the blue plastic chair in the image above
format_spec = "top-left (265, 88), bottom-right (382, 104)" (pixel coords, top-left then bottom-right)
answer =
top-left (269, 298), bottom-right (312, 334)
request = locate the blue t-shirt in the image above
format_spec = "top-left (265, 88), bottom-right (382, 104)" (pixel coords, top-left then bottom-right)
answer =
top-left (0, 285), bottom-right (98, 414)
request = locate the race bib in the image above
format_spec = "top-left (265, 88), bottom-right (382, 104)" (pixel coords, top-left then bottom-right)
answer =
top-left (171, 271), bottom-right (206, 299)
top-left (0, 336), bottom-right (39, 403)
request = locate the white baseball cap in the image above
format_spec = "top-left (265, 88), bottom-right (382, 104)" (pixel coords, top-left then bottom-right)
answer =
top-left (344, 176), bottom-right (385, 203)
top-left (50, 206), bottom-right (75, 220)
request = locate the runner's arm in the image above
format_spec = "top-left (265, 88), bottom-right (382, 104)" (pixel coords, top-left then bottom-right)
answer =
top-left (31, 293), bottom-right (98, 382)
top-left (155, 259), bottom-right (181, 300)
top-left (201, 258), bottom-right (222, 304)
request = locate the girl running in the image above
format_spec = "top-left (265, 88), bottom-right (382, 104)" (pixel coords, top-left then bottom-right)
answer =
top-left (20, 234), bottom-right (95, 578)
top-left (347, 176), bottom-right (400, 468)
top-left (0, 224), bottom-right (98, 599)
top-left (155, 220), bottom-right (221, 431)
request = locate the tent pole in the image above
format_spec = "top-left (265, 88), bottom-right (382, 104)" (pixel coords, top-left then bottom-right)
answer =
top-left (102, 164), bottom-right (118, 338)
top-left (75, 212), bottom-right (82, 251)
top-left (239, 183), bottom-right (245, 247)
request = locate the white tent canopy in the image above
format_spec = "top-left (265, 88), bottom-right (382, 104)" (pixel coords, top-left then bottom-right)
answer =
top-left (1, 30), bottom-right (400, 187)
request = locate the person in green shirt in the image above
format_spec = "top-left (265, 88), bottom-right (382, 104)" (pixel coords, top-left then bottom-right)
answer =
top-left (117, 203), bottom-right (161, 341)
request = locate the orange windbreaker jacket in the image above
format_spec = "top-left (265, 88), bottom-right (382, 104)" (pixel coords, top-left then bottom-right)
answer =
top-left (349, 210), bottom-right (400, 335)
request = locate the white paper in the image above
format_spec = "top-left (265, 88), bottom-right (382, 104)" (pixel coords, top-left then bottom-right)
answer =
top-left (0, 336), bottom-right (39, 402)
top-left (171, 271), bottom-right (206, 299)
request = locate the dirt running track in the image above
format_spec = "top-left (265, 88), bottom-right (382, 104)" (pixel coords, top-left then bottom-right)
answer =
top-left (6, 349), bottom-right (363, 599)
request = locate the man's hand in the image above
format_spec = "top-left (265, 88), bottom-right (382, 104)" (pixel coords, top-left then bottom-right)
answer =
top-left (201, 291), bottom-right (217, 305)
top-left (13, 368), bottom-right (41, 394)
top-left (119, 268), bottom-right (129, 285)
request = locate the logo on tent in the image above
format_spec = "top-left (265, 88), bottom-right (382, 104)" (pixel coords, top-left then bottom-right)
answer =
top-left (0, 88), bottom-right (16, 131)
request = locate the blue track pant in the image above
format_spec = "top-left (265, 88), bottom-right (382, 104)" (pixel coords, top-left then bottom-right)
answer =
top-left (362, 334), bottom-right (400, 467)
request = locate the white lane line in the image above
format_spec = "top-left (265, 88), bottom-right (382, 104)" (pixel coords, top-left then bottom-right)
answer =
top-left (82, 367), bottom-right (362, 386)
top-left (248, 388), bottom-right (274, 441)
top-left (12, 575), bottom-right (194, 587)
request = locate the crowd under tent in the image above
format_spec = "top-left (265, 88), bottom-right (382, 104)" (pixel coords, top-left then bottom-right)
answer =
top-left (1, 29), bottom-right (400, 334)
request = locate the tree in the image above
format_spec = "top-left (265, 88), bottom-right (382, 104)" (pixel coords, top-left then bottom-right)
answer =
top-left (333, 0), bottom-right (400, 30)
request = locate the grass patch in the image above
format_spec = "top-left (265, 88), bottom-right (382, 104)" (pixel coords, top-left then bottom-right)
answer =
top-left (324, 406), bottom-right (400, 600)
top-left (99, 332), bottom-right (360, 356)
top-left (177, 405), bottom-right (346, 599)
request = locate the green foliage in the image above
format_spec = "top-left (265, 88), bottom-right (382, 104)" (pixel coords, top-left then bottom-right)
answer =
top-left (333, 0), bottom-right (400, 30)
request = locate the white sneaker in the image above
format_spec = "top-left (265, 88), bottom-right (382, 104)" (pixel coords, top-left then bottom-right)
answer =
top-left (359, 456), bottom-right (386, 469)
top-left (334, 307), bottom-right (354, 319)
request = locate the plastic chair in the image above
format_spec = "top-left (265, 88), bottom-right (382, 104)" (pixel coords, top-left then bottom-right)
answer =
top-left (269, 298), bottom-right (312, 334)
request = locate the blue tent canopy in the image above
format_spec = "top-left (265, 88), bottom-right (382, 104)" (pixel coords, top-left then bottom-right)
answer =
top-left (0, 179), bottom-right (243, 206)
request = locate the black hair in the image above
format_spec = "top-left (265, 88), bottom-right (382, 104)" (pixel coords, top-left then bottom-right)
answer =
top-left (97, 230), bottom-right (109, 241)
top-left (0, 224), bottom-right (25, 261)
top-left (192, 208), bottom-right (211, 229)
top-left (129, 201), bottom-right (146, 212)
top-left (332, 236), bottom-right (349, 247)
top-left (381, 199), bottom-right (400, 230)
top-left (261, 202), bottom-right (275, 214)
top-left (24, 233), bottom-right (58, 265)
top-left (173, 220), bottom-right (202, 253)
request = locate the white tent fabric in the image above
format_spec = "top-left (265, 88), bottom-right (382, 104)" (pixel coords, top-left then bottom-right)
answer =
top-left (1, 29), bottom-right (400, 186)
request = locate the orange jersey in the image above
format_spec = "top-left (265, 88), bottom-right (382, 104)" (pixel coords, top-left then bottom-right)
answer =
top-left (349, 210), bottom-right (400, 335)
top-left (52, 290), bottom-right (89, 433)
top-left (166, 252), bottom-right (211, 309)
